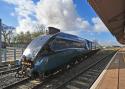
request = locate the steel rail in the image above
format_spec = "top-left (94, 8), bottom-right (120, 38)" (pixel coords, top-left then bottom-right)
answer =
top-left (0, 67), bottom-right (19, 75)
top-left (3, 77), bottom-right (30, 89)
top-left (55, 51), bottom-right (116, 89)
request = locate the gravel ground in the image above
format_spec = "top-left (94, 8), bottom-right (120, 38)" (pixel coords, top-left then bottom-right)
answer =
top-left (0, 72), bottom-right (25, 89)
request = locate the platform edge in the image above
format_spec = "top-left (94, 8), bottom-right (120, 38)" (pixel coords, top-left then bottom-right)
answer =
top-left (90, 51), bottom-right (118, 89)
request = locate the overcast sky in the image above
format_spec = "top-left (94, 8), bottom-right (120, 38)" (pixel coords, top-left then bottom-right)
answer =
top-left (0, 0), bottom-right (121, 46)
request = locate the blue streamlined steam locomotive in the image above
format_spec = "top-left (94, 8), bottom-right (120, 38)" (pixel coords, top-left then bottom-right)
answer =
top-left (16, 27), bottom-right (95, 78)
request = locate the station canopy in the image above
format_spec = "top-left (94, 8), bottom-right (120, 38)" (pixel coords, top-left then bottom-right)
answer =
top-left (88, 0), bottom-right (125, 44)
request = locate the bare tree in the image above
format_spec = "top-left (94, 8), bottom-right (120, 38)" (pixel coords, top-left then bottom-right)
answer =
top-left (32, 24), bottom-right (46, 39)
top-left (12, 24), bottom-right (46, 45)
top-left (1, 24), bottom-right (15, 46)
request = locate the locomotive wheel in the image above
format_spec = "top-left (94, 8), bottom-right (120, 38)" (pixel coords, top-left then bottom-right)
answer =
top-left (39, 73), bottom-right (45, 81)
top-left (76, 56), bottom-right (83, 62)
top-left (82, 56), bottom-right (86, 60)
top-left (75, 59), bottom-right (78, 64)
top-left (26, 68), bottom-right (32, 77)
top-left (67, 64), bottom-right (71, 69)
top-left (61, 64), bottom-right (67, 71)
top-left (85, 56), bottom-right (88, 59)
top-left (70, 60), bottom-right (76, 67)
top-left (30, 71), bottom-right (39, 79)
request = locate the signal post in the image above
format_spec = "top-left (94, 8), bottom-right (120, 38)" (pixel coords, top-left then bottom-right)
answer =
top-left (0, 19), bottom-right (2, 65)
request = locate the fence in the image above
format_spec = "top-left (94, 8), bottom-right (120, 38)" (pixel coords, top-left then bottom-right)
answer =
top-left (1, 47), bottom-right (24, 63)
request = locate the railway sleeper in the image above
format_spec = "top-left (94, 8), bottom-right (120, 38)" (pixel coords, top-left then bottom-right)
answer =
top-left (67, 80), bottom-right (89, 89)
top-left (77, 76), bottom-right (93, 82)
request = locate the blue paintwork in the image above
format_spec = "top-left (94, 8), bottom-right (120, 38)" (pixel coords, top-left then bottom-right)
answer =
top-left (33, 48), bottom-right (89, 74)
top-left (22, 32), bottom-right (93, 75)
top-left (56, 32), bottom-right (85, 42)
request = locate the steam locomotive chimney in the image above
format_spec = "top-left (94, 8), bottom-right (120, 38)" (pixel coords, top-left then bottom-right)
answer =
top-left (48, 27), bottom-right (60, 34)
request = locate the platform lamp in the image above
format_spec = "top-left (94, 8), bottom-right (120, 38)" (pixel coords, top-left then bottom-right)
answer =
top-left (0, 19), bottom-right (2, 65)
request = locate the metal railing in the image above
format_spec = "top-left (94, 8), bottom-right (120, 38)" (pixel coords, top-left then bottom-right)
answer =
top-left (1, 47), bottom-right (24, 63)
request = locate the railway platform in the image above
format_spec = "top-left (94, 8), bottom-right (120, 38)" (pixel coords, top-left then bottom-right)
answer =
top-left (91, 48), bottom-right (125, 89)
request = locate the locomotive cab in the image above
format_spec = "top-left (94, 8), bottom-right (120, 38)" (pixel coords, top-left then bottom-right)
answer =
top-left (16, 35), bottom-right (52, 77)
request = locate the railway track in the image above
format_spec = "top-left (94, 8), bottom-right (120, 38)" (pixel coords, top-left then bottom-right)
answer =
top-left (0, 65), bottom-right (16, 71)
top-left (1, 49), bottom-right (117, 89)
top-left (0, 65), bottom-right (19, 76)
top-left (0, 65), bottom-right (26, 89)
top-left (0, 67), bottom-right (19, 76)
top-left (55, 52), bottom-right (115, 89)
top-left (0, 72), bottom-right (28, 89)
top-left (0, 65), bottom-right (20, 89)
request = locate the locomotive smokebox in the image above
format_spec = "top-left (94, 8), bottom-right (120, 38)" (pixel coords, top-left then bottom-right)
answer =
top-left (48, 27), bottom-right (60, 34)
